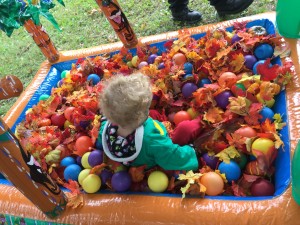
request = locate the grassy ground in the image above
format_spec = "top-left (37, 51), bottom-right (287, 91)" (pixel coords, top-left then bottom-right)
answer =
top-left (0, 0), bottom-right (276, 116)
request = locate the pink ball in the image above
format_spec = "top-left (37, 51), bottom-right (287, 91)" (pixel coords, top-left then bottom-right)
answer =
top-left (250, 178), bottom-right (275, 196)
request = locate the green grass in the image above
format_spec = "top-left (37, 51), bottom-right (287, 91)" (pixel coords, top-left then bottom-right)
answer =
top-left (0, 0), bottom-right (276, 116)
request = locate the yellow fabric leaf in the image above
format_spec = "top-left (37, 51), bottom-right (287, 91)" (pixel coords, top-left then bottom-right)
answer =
top-left (273, 133), bottom-right (284, 149)
top-left (229, 53), bottom-right (245, 72)
top-left (216, 146), bottom-right (240, 164)
top-left (203, 107), bottom-right (224, 123)
top-left (178, 170), bottom-right (203, 198)
top-left (273, 113), bottom-right (286, 130)
top-left (186, 51), bottom-right (202, 62)
top-left (229, 96), bottom-right (251, 116)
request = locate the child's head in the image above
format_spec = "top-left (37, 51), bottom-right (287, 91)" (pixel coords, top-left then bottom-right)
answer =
top-left (100, 72), bottom-right (152, 129)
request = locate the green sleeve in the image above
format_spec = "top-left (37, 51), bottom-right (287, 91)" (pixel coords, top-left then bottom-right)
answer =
top-left (97, 120), bottom-right (107, 146)
top-left (144, 120), bottom-right (199, 171)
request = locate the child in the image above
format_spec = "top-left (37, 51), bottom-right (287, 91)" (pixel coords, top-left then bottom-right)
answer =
top-left (97, 72), bottom-right (199, 171)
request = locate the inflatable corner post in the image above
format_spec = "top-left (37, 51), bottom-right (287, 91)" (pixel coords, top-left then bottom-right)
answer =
top-left (24, 19), bottom-right (60, 63)
top-left (95, 0), bottom-right (138, 49)
top-left (0, 76), bottom-right (67, 218)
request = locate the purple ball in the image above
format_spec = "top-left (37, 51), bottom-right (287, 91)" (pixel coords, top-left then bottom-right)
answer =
top-left (181, 82), bottom-right (198, 98)
top-left (88, 150), bottom-right (104, 167)
top-left (231, 34), bottom-right (242, 44)
top-left (111, 171), bottom-right (132, 192)
top-left (147, 54), bottom-right (158, 64)
top-left (76, 156), bottom-right (82, 167)
top-left (157, 62), bottom-right (165, 69)
top-left (100, 169), bottom-right (113, 183)
top-left (202, 153), bottom-right (219, 169)
top-left (244, 55), bottom-right (257, 70)
top-left (138, 61), bottom-right (148, 69)
top-left (214, 90), bottom-right (233, 110)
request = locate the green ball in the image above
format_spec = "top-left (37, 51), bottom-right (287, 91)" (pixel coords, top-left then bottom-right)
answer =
top-left (78, 168), bottom-right (91, 185)
top-left (39, 94), bottom-right (50, 101)
top-left (61, 70), bottom-right (69, 79)
top-left (235, 153), bottom-right (248, 169)
top-left (147, 171), bottom-right (169, 193)
top-left (82, 174), bottom-right (101, 193)
top-left (81, 152), bottom-right (92, 169)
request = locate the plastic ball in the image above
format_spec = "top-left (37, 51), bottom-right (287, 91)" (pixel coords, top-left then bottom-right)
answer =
top-left (82, 174), bottom-right (101, 193)
top-left (81, 152), bottom-right (92, 169)
top-left (218, 72), bottom-right (237, 88)
top-left (259, 106), bottom-right (274, 122)
top-left (181, 82), bottom-right (198, 98)
top-left (76, 156), bottom-right (82, 167)
top-left (51, 113), bottom-right (66, 128)
top-left (100, 169), bottom-right (113, 183)
top-left (75, 136), bottom-right (94, 156)
top-left (131, 55), bottom-right (139, 67)
top-left (183, 62), bottom-right (193, 74)
top-left (64, 120), bottom-right (72, 129)
top-left (87, 74), bottom-right (101, 85)
top-left (234, 153), bottom-right (248, 169)
top-left (138, 61), bottom-right (148, 69)
top-left (88, 150), bottom-right (104, 167)
top-left (256, 93), bottom-right (275, 108)
top-left (252, 138), bottom-right (275, 156)
top-left (64, 107), bottom-right (75, 122)
top-left (60, 156), bottom-right (76, 167)
top-left (244, 55), bottom-right (258, 70)
top-left (173, 111), bottom-right (191, 125)
top-left (198, 78), bottom-right (211, 87)
top-left (214, 90), bottom-right (233, 110)
top-left (231, 34), bottom-right (242, 44)
top-left (183, 74), bottom-right (193, 81)
top-left (78, 168), bottom-right (91, 185)
top-left (39, 94), bottom-right (50, 101)
top-left (147, 171), bottom-right (169, 193)
top-left (158, 62), bottom-right (165, 69)
top-left (231, 83), bottom-right (246, 97)
top-left (200, 172), bottom-right (224, 196)
top-left (95, 141), bottom-right (104, 151)
top-left (61, 70), bottom-right (69, 79)
top-left (218, 161), bottom-right (241, 183)
top-left (254, 43), bottom-right (274, 60)
top-left (63, 164), bottom-right (82, 182)
top-left (252, 60), bottom-right (266, 74)
top-left (202, 153), bottom-right (219, 170)
top-left (172, 53), bottom-right (186, 66)
top-left (111, 171), bottom-right (132, 192)
top-left (147, 54), bottom-right (158, 64)
top-left (250, 178), bottom-right (275, 196)
top-left (234, 126), bottom-right (257, 138)
top-left (186, 107), bottom-right (199, 119)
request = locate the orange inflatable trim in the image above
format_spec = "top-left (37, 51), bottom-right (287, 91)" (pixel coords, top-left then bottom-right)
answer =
top-left (2, 12), bottom-right (300, 225)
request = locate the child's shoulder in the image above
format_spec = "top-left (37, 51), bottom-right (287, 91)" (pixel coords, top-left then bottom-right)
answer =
top-left (143, 118), bottom-right (167, 137)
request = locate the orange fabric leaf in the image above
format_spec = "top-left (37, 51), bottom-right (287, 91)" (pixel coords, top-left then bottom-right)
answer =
top-left (229, 96), bottom-right (251, 116)
top-left (229, 53), bottom-right (245, 72)
top-left (203, 107), bottom-right (224, 123)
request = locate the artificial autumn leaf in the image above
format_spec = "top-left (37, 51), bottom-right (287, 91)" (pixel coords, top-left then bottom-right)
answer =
top-left (259, 81), bottom-right (280, 101)
top-left (257, 59), bottom-right (280, 81)
top-left (90, 163), bottom-right (107, 175)
top-left (229, 53), bottom-right (245, 72)
top-left (65, 192), bottom-right (84, 209)
top-left (203, 107), bottom-right (224, 123)
top-left (216, 146), bottom-right (240, 163)
top-left (205, 39), bottom-right (222, 58)
top-left (261, 119), bottom-right (276, 134)
top-left (226, 133), bottom-right (248, 152)
top-left (128, 165), bottom-right (147, 182)
top-left (273, 133), bottom-right (284, 149)
top-left (178, 170), bottom-right (203, 198)
top-left (186, 51), bottom-right (202, 62)
top-left (231, 182), bottom-right (247, 197)
top-left (229, 96), bottom-right (251, 116)
top-left (244, 103), bottom-right (263, 125)
top-left (273, 113), bottom-right (286, 130)
top-left (193, 87), bottom-right (215, 107)
top-left (64, 180), bottom-right (81, 195)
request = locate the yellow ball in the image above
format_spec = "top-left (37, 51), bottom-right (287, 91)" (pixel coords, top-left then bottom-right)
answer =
top-left (131, 55), bottom-right (139, 67)
top-left (81, 152), bottom-right (92, 169)
top-left (82, 174), bottom-right (101, 193)
top-left (64, 120), bottom-right (72, 129)
top-left (78, 169), bottom-right (91, 185)
top-left (147, 171), bottom-right (169, 193)
top-left (252, 138), bottom-right (274, 156)
top-left (187, 107), bottom-right (200, 119)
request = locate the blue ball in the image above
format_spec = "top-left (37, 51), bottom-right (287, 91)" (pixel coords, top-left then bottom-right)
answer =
top-left (198, 78), bottom-right (211, 88)
top-left (254, 43), bottom-right (274, 60)
top-left (218, 160), bottom-right (241, 183)
top-left (252, 60), bottom-right (266, 74)
top-left (87, 74), bottom-right (101, 85)
top-left (63, 164), bottom-right (82, 182)
top-left (259, 106), bottom-right (274, 122)
top-left (183, 62), bottom-right (193, 74)
top-left (60, 156), bottom-right (76, 167)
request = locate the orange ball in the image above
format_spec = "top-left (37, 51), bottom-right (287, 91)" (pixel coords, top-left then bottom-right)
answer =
top-left (64, 107), bottom-right (75, 122)
top-left (75, 136), bottom-right (93, 156)
top-left (172, 53), bottom-right (186, 66)
top-left (200, 172), bottom-right (224, 196)
top-left (173, 111), bottom-right (191, 125)
top-left (218, 72), bottom-right (237, 88)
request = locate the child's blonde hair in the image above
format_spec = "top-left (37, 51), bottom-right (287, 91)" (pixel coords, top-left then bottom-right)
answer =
top-left (99, 72), bottom-right (152, 129)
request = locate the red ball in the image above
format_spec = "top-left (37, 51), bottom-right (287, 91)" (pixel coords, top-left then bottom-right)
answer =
top-left (172, 53), bottom-right (186, 66)
top-left (75, 136), bottom-right (93, 156)
top-left (51, 113), bottom-right (66, 128)
top-left (250, 178), bottom-right (275, 196)
top-left (64, 107), bottom-right (75, 122)
top-left (173, 111), bottom-right (191, 125)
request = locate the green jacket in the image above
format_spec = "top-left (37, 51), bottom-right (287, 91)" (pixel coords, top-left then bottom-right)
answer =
top-left (98, 117), bottom-right (198, 170)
